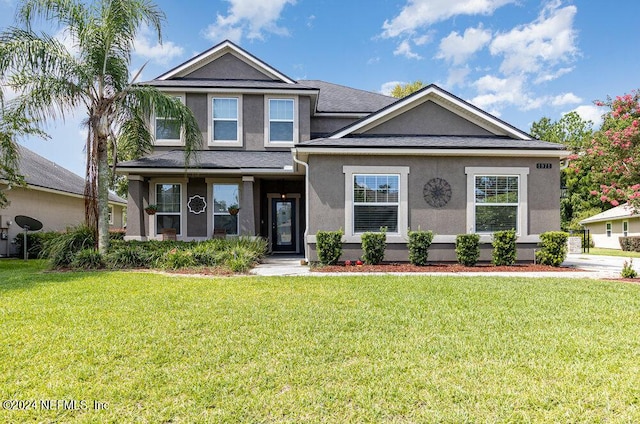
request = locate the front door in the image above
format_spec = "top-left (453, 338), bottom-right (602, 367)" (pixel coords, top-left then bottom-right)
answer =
top-left (271, 199), bottom-right (296, 252)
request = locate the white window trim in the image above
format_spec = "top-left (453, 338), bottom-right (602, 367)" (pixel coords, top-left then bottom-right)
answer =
top-left (108, 205), bottom-right (114, 225)
top-left (343, 165), bottom-right (409, 243)
top-left (153, 93), bottom-right (185, 146)
top-left (465, 167), bottom-right (529, 239)
top-left (212, 182), bottom-right (241, 236)
top-left (264, 96), bottom-right (298, 146)
top-left (208, 94), bottom-right (243, 147)
top-left (606, 221), bottom-right (612, 237)
top-left (149, 179), bottom-right (187, 239)
top-left (623, 220), bottom-right (629, 237)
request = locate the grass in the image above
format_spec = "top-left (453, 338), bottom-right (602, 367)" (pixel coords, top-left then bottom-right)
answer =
top-left (587, 247), bottom-right (640, 258)
top-left (1, 259), bottom-right (640, 422)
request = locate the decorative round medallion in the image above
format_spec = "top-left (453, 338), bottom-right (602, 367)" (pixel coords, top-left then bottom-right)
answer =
top-left (423, 178), bottom-right (452, 208)
top-left (188, 195), bottom-right (207, 214)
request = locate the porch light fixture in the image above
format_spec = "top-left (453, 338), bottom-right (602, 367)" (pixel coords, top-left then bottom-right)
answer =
top-left (281, 193), bottom-right (287, 200)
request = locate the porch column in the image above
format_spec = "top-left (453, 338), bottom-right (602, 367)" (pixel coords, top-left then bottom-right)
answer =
top-left (125, 175), bottom-right (147, 240)
top-left (240, 176), bottom-right (256, 236)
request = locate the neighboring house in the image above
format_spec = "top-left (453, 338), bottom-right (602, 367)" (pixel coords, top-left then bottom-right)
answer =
top-left (0, 145), bottom-right (126, 257)
top-left (118, 40), bottom-right (569, 262)
top-left (580, 204), bottom-right (640, 249)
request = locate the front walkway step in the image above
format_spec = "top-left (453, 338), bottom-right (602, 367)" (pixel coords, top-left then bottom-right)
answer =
top-left (251, 256), bottom-right (310, 276)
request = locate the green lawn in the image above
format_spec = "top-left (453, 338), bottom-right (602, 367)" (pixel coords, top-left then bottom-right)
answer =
top-left (1, 260), bottom-right (640, 422)
top-left (588, 247), bottom-right (640, 258)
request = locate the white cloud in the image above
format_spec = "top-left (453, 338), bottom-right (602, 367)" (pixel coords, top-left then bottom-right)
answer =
top-left (54, 27), bottom-right (80, 58)
top-left (490, 1), bottom-right (578, 76)
top-left (445, 66), bottom-right (471, 88)
top-left (436, 25), bottom-right (492, 65)
top-left (571, 105), bottom-right (604, 126)
top-left (203, 0), bottom-right (296, 43)
top-left (551, 92), bottom-right (582, 106)
top-left (381, 0), bottom-right (516, 38)
top-left (380, 81), bottom-right (406, 96)
top-left (394, 40), bottom-right (422, 59)
top-left (134, 26), bottom-right (184, 65)
top-left (471, 74), bottom-right (527, 110)
top-left (534, 66), bottom-right (574, 84)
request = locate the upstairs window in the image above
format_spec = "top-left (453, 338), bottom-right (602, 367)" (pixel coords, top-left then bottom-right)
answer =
top-left (154, 95), bottom-right (184, 144)
top-left (212, 97), bottom-right (239, 142)
top-left (267, 98), bottom-right (295, 143)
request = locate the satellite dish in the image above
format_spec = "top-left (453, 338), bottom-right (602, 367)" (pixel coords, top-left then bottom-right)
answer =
top-left (14, 215), bottom-right (43, 260)
top-left (15, 215), bottom-right (43, 231)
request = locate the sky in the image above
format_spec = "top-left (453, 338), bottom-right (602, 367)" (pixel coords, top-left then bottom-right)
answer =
top-left (1, 0), bottom-right (639, 177)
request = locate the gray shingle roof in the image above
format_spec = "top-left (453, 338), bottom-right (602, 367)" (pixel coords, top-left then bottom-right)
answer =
top-left (16, 145), bottom-right (126, 204)
top-left (118, 150), bottom-right (292, 170)
top-left (298, 80), bottom-right (396, 113)
top-left (296, 135), bottom-right (566, 150)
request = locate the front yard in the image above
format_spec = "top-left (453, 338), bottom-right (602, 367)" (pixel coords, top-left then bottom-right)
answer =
top-left (1, 260), bottom-right (639, 422)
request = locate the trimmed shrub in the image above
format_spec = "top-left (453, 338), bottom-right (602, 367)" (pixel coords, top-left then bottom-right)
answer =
top-left (535, 231), bottom-right (569, 267)
top-left (455, 234), bottom-right (480, 266)
top-left (620, 236), bottom-right (640, 252)
top-left (316, 230), bottom-right (344, 265)
top-left (492, 229), bottom-right (517, 266)
top-left (361, 230), bottom-right (386, 265)
top-left (408, 230), bottom-right (434, 266)
top-left (43, 225), bottom-right (96, 268)
top-left (71, 249), bottom-right (105, 270)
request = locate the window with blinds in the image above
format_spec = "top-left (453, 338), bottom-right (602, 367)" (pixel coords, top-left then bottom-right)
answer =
top-left (474, 175), bottom-right (519, 232)
top-left (353, 174), bottom-right (399, 233)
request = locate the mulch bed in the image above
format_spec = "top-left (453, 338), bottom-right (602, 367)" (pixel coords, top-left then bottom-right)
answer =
top-left (313, 263), bottom-right (581, 273)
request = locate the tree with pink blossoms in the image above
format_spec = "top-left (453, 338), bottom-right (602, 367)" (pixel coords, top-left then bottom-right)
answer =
top-left (573, 91), bottom-right (640, 210)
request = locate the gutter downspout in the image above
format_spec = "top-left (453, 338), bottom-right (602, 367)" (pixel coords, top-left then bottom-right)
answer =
top-left (292, 148), bottom-right (310, 263)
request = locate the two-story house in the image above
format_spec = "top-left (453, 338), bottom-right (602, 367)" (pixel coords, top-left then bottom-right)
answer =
top-left (118, 40), bottom-right (569, 262)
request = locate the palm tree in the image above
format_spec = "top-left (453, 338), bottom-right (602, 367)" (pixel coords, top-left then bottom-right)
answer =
top-left (0, 0), bottom-right (202, 252)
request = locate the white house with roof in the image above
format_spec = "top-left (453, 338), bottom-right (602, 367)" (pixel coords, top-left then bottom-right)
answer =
top-left (0, 145), bottom-right (127, 256)
top-left (580, 204), bottom-right (640, 249)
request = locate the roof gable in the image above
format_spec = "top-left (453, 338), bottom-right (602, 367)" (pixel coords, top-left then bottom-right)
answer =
top-left (157, 40), bottom-right (296, 84)
top-left (330, 84), bottom-right (532, 140)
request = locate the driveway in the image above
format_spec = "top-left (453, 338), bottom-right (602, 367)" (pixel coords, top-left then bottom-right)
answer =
top-left (563, 253), bottom-right (640, 276)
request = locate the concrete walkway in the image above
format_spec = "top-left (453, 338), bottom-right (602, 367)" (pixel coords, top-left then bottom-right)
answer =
top-left (250, 253), bottom-right (634, 279)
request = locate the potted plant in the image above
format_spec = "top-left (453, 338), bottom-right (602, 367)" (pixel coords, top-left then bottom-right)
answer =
top-left (145, 204), bottom-right (158, 215)
top-left (227, 204), bottom-right (240, 216)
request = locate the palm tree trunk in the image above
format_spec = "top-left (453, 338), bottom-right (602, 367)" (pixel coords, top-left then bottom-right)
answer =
top-left (97, 135), bottom-right (110, 254)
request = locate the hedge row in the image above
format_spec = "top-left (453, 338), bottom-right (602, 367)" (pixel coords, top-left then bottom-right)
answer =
top-left (316, 229), bottom-right (568, 267)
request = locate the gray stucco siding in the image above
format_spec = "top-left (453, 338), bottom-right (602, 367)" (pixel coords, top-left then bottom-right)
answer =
top-left (186, 93), bottom-right (208, 147)
top-left (183, 53), bottom-right (273, 81)
top-left (310, 116), bottom-right (360, 137)
top-left (244, 94), bottom-right (266, 151)
top-left (361, 101), bottom-right (494, 136)
top-left (306, 154), bottom-right (561, 261)
top-left (187, 178), bottom-right (208, 237)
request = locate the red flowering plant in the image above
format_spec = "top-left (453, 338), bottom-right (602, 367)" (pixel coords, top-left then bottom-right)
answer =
top-left (569, 90), bottom-right (640, 211)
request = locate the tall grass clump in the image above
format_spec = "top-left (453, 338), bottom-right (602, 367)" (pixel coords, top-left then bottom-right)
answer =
top-left (42, 225), bottom-right (96, 268)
